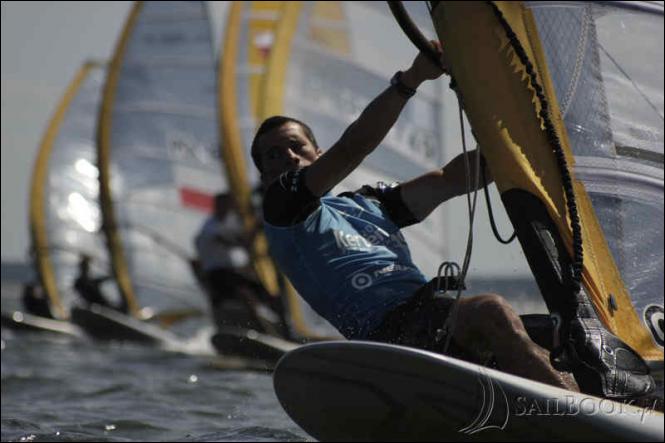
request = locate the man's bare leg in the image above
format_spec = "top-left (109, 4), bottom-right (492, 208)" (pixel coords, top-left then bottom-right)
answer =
top-left (450, 294), bottom-right (579, 391)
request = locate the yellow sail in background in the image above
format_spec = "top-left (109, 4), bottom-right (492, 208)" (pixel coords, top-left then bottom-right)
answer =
top-left (97, 1), bottom-right (143, 317)
top-left (221, 1), bottom-right (355, 338)
top-left (219, 1), bottom-right (285, 298)
top-left (29, 63), bottom-right (101, 320)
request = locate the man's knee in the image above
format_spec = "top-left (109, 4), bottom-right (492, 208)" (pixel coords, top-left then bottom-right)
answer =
top-left (466, 293), bottom-right (522, 333)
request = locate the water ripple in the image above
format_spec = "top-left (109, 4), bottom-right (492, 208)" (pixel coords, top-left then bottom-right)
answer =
top-left (186, 426), bottom-right (308, 442)
top-left (1, 326), bottom-right (309, 442)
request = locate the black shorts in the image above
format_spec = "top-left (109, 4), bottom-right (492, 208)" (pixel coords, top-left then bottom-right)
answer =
top-left (366, 279), bottom-right (456, 354)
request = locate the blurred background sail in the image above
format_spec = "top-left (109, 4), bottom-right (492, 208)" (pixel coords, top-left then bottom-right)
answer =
top-left (97, 1), bottom-right (224, 319)
top-left (219, 1), bottom-right (285, 301)
top-left (29, 61), bottom-right (116, 320)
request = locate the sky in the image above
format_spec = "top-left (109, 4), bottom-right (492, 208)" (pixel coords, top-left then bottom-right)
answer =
top-left (1, 1), bottom-right (532, 279)
top-left (2, 2), bottom-right (131, 262)
top-left (1, 2), bottom-right (229, 263)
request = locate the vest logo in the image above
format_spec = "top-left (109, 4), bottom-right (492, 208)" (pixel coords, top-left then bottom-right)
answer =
top-left (349, 264), bottom-right (415, 291)
top-left (351, 273), bottom-right (373, 290)
top-left (334, 229), bottom-right (373, 251)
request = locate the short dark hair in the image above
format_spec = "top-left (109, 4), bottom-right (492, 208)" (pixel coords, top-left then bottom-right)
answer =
top-left (250, 115), bottom-right (319, 173)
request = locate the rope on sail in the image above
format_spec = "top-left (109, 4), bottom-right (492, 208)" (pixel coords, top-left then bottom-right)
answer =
top-left (481, 165), bottom-right (517, 245)
top-left (489, 1), bottom-right (584, 294)
top-left (441, 102), bottom-right (482, 354)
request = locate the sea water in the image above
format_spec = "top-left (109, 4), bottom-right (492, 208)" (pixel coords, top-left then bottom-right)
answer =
top-left (1, 282), bottom-right (308, 442)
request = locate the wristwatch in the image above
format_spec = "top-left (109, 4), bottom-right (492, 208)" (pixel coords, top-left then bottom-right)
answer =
top-left (390, 71), bottom-right (417, 98)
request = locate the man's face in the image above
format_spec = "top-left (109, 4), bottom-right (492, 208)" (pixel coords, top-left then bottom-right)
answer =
top-left (258, 122), bottom-right (321, 186)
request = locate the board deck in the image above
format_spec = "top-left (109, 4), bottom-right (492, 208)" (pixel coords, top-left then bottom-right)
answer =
top-left (211, 327), bottom-right (299, 367)
top-left (274, 341), bottom-right (663, 442)
top-left (70, 304), bottom-right (182, 347)
top-left (1, 310), bottom-right (84, 338)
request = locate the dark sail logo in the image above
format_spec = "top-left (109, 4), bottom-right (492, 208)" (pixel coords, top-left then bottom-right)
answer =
top-left (167, 132), bottom-right (220, 166)
top-left (644, 305), bottom-right (664, 348)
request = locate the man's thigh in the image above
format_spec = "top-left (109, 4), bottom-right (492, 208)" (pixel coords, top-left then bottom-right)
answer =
top-left (449, 294), bottom-right (519, 353)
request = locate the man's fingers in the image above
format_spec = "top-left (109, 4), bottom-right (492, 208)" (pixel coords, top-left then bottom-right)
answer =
top-left (429, 40), bottom-right (450, 74)
top-left (426, 39), bottom-right (448, 73)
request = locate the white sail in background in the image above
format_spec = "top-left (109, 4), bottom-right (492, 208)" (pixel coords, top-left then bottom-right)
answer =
top-left (30, 62), bottom-right (118, 318)
top-left (526, 2), bottom-right (663, 349)
top-left (98, 1), bottom-right (224, 315)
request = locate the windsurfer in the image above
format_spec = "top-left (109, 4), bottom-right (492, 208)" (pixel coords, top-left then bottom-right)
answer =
top-left (21, 282), bottom-right (53, 319)
top-left (73, 254), bottom-right (128, 314)
top-left (194, 193), bottom-right (290, 338)
top-left (251, 42), bottom-right (578, 391)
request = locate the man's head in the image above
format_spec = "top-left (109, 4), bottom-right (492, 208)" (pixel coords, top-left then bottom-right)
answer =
top-left (250, 116), bottom-right (322, 186)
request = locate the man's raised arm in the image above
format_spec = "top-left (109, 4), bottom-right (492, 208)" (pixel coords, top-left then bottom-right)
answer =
top-left (305, 43), bottom-right (447, 197)
top-left (400, 149), bottom-right (493, 222)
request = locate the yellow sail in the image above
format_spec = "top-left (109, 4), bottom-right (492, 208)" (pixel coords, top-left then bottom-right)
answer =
top-left (430, 1), bottom-right (662, 361)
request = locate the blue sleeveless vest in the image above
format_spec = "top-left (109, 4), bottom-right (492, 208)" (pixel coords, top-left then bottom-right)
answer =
top-left (264, 192), bottom-right (427, 338)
